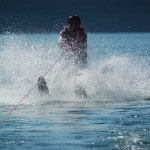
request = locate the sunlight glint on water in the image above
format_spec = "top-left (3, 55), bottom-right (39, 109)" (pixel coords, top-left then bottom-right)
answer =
top-left (0, 33), bottom-right (150, 149)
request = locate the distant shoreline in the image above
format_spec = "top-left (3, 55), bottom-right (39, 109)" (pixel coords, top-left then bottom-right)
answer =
top-left (1, 11), bottom-right (150, 33)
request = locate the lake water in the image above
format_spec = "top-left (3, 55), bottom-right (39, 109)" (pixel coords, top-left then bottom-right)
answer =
top-left (0, 33), bottom-right (150, 149)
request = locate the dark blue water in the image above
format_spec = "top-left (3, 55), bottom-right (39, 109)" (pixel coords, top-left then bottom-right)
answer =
top-left (0, 33), bottom-right (150, 149)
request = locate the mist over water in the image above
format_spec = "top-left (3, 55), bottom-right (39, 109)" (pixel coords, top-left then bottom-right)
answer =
top-left (1, 33), bottom-right (150, 150)
top-left (0, 33), bottom-right (150, 106)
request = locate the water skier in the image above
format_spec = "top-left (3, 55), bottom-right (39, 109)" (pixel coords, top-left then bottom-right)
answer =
top-left (58, 15), bottom-right (87, 68)
top-left (58, 15), bottom-right (88, 97)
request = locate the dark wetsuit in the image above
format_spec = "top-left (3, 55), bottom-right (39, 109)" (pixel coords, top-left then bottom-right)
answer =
top-left (58, 26), bottom-right (87, 68)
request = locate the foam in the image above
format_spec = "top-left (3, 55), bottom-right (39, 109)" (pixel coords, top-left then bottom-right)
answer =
top-left (0, 33), bottom-right (150, 106)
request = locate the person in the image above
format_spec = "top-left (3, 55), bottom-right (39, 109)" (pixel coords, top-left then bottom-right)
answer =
top-left (58, 15), bottom-right (87, 68)
top-left (58, 15), bottom-right (87, 98)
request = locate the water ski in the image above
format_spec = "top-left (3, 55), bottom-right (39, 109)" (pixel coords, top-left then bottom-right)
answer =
top-left (37, 76), bottom-right (49, 95)
top-left (73, 85), bottom-right (87, 98)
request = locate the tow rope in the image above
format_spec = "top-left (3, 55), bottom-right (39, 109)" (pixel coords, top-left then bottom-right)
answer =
top-left (0, 49), bottom-right (68, 124)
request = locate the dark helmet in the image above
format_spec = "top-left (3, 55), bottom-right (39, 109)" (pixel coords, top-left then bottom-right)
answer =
top-left (67, 15), bottom-right (81, 25)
